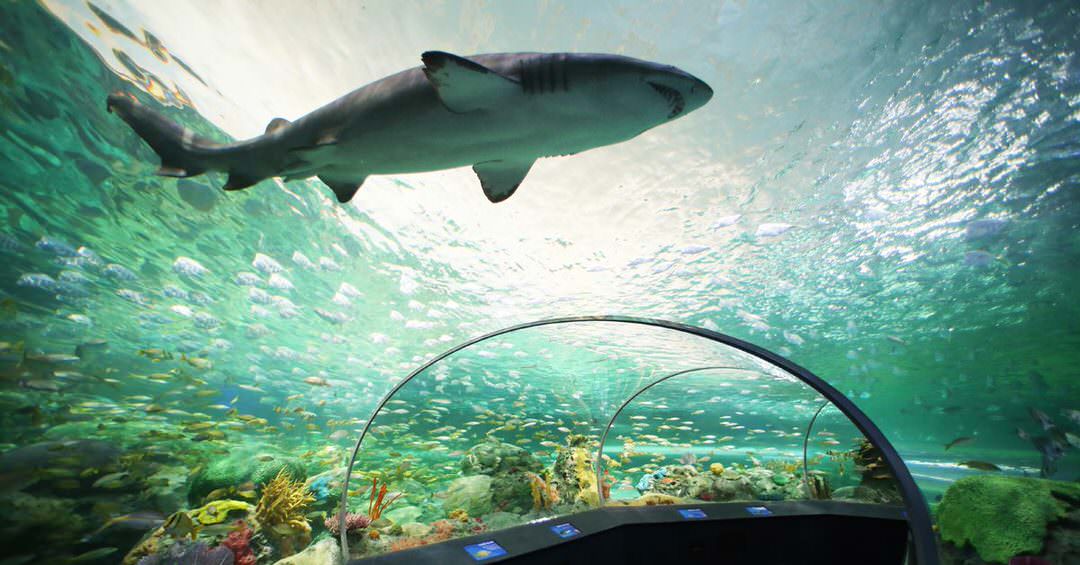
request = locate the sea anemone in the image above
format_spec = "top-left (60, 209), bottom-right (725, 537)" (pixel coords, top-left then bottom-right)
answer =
top-left (324, 512), bottom-right (371, 536)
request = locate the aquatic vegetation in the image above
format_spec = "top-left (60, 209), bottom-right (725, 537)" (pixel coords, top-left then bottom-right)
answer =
top-left (937, 476), bottom-right (1080, 563)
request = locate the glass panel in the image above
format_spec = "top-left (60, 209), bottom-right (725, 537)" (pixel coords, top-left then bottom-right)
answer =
top-left (600, 367), bottom-right (824, 505)
top-left (341, 320), bottom-right (910, 560)
top-left (342, 321), bottom-right (788, 559)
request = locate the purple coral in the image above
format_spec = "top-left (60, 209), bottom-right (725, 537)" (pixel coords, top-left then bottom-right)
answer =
top-left (325, 512), bottom-right (372, 536)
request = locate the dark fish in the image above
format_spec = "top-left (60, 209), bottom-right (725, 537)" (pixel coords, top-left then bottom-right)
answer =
top-left (1028, 407), bottom-right (1054, 431)
top-left (82, 511), bottom-right (165, 541)
top-left (86, 3), bottom-right (139, 42)
top-left (944, 436), bottom-right (975, 451)
top-left (958, 460), bottom-right (1001, 472)
top-left (142, 30), bottom-right (169, 63)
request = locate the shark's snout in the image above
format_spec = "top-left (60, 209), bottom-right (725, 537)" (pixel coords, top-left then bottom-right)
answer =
top-left (645, 67), bottom-right (712, 120)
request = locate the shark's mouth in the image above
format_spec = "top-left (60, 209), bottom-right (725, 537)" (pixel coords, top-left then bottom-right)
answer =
top-left (648, 81), bottom-right (685, 119)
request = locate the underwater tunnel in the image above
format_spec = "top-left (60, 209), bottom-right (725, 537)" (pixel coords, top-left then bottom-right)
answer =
top-left (341, 317), bottom-right (937, 564)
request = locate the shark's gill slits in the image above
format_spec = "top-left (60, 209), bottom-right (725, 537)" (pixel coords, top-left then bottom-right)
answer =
top-left (648, 81), bottom-right (685, 119)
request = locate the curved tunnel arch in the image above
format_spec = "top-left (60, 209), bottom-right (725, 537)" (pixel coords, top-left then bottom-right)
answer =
top-left (340, 316), bottom-right (938, 565)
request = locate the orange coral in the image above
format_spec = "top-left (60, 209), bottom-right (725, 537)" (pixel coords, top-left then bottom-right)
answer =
top-left (366, 477), bottom-right (402, 521)
top-left (389, 537), bottom-right (428, 552)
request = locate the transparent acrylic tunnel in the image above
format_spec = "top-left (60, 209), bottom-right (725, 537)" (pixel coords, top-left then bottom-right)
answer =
top-left (340, 317), bottom-right (936, 564)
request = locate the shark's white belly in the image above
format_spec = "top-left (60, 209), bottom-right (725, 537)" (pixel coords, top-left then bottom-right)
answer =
top-left (319, 91), bottom-right (637, 177)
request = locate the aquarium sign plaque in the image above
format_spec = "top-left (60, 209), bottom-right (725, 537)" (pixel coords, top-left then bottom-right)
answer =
top-left (745, 506), bottom-right (773, 517)
top-left (550, 522), bottom-right (582, 538)
top-left (678, 508), bottom-right (708, 519)
top-left (464, 540), bottom-right (508, 561)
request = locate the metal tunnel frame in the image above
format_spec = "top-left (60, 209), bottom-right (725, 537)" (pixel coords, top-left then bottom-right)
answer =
top-left (594, 365), bottom-right (742, 504)
top-left (340, 316), bottom-right (939, 565)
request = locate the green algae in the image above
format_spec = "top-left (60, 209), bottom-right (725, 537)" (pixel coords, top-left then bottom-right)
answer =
top-left (937, 476), bottom-right (1080, 563)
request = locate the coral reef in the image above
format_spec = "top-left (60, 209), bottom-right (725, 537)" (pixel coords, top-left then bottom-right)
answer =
top-left (851, 439), bottom-right (901, 504)
top-left (256, 469), bottom-right (315, 556)
top-left (936, 476), bottom-right (1080, 564)
top-left (188, 449), bottom-right (307, 505)
top-left (524, 471), bottom-right (560, 510)
top-left (550, 434), bottom-right (600, 507)
top-left (459, 439), bottom-right (543, 513)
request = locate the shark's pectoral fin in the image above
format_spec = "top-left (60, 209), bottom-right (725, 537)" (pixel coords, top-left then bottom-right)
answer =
top-left (223, 172), bottom-right (262, 191)
top-left (473, 159), bottom-right (534, 203)
top-left (318, 175), bottom-right (366, 203)
top-left (421, 51), bottom-right (519, 113)
top-left (265, 117), bottom-right (291, 134)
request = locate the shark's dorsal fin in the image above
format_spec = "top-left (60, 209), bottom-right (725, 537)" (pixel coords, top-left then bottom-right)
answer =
top-left (422, 51), bottom-right (519, 113)
top-left (473, 159), bottom-right (534, 203)
top-left (265, 117), bottom-right (291, 135)
top-left (318, 175), bottom-right (366, 203)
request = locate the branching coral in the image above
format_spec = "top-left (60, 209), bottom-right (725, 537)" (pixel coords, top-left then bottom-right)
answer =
top-left (256, 468), bottom-right (315, 531)
top-left (256, 468), bottom-right (315, 555)
top-left (365, 477), bottom-right (402, 521)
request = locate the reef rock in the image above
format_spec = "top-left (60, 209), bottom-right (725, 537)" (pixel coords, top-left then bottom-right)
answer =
top-left (442, 475), bottom-right (493, 516)
top-left (384, 505), bottom-right (422, 525)
top-left (936, 476), bottom-right (1080, 564)
top-left (270, 538), bottom-right (340, 565)
top-left (460, 439), bottom-right (542, 513)
top-left (461, 439), bottom-right (543, 476)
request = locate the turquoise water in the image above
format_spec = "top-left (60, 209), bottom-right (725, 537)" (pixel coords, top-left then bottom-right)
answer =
top-left (1, 0), bottom-right (1079, 563)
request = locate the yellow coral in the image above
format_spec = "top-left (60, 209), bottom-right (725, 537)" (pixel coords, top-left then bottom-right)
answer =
top-left (448, 508), bottom-right (470, 523)
top-left (525, 472), bottom-right (560, 511)
top-left (709, 463), bottom-right (725, 476)
top-left (256, 468), bottom-right (314, 555)
top-left (572, 448), bottom-right (598, 506)
top-left (190, 499), bottom-right (253, 526)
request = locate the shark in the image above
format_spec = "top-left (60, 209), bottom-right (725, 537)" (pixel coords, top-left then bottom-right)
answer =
top-left (107, 51), bottom-right (712, 204)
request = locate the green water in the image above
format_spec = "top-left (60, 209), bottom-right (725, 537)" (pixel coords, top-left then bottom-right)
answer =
top-left (1, 0), bottom-right (1079, 563)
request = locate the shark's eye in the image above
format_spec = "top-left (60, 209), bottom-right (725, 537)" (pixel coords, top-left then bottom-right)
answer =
top-left (648, 81), bottom-right (685, 119)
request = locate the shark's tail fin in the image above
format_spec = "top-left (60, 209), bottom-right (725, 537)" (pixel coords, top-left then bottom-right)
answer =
top-left (106, 92), bottom-right (215, 178)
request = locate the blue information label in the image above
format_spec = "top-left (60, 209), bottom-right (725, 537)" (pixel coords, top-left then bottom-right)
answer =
top-left (550, 522), bottom-right (582, 538)
top-left (745, 506), bottom-right (772, 517)
top-left (678, 508), bottom-right (707, 519)
top-left (464, 540), bottom-right (508, 561)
